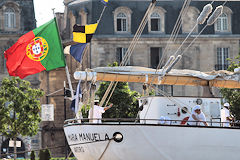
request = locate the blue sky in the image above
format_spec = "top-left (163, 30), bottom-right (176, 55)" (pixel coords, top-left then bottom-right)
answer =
top-left (33, 0), bottom-right (65, 26)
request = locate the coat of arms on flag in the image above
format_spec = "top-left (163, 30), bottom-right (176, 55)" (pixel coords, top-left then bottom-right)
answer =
top-left (26, 37), bottom-right (49, 61)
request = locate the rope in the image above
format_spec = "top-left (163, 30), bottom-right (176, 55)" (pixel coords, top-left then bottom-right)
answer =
top-left (143, 0), bottom-right (229, 118)
top-left (99, 1), bottom-right (156, 107)
top-left (104, 81), bottom-right (118, 107)
top-left (172, 23), bottom-right (198, 57)
top-left (173, 0), bottom-right (192, 42)
top-left (121, 3), bottom-right (156, 66)
top-left (99, 81), bottom-right (115, 107)
top-left (179, 25), bottom-right (207, 57)
top-left (67, 150), bottom-right (73, 159)
top-left (98, 139), bottom-right (113, 160)
top-left (179, 0), bottom-right (229, 57)
top-left (142, 0), bottom-right (192, 118)
top-left (148, 0), bottom-right (192, 88)
top-left (157, 0), bottom-right (192, 70)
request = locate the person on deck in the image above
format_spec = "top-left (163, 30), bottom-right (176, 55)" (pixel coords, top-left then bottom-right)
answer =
top-left (221, 103), bottom-right (233, 127)
top-left (88, 100), bottom-right (113, 123)
top-left (187, 105), bottom-right (208, 126)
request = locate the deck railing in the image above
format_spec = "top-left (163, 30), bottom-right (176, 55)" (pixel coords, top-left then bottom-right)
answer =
top-left (64, 118), bottom-right (240, 128)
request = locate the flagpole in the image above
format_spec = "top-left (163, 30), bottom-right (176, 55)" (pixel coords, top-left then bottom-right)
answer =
top-left (52, 8), bottom-right (74, 99)
top-left (97, 5), bottom-right (106, 23)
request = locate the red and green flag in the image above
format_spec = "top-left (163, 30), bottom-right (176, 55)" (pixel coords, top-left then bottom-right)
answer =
top-left (4, 18), bottom-right (66, 79)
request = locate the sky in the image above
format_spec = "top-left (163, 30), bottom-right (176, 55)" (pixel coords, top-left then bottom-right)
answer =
top-left (33, 0), bottom-right (65, 26)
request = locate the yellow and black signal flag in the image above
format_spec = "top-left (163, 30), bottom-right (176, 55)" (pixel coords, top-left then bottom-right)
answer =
top-left (100, 0), bottom-right (108, 6)
top-left (73, 23), bottom-right (98, 43)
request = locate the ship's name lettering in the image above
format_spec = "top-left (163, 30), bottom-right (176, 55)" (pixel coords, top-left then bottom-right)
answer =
top-left (68, 134), bottom-right (78, 142)
top-left (78, 133), bottom-right (109, 142)
top-left (67, 133), bottom-right (109, 142)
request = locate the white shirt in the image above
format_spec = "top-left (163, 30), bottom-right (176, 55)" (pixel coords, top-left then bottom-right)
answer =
top-left (188, 110), bottom-right (206, 126)
top-left (159, 116), bottom-right (171, 125)
top-left (221, 107), bottom-right (230, 127)
top-left (88, 105), bottom-right (105, 123)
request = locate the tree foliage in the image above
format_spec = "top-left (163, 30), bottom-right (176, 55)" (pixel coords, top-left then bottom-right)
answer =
top-left (95, 62), bottom-right (141, 118)
top-left (220, 56), bottom-right (240, 119)
top-left (96, 81), bottom-right (140, 118)
top-left (38, 149), bottom-right (45, 160)
top-left (44, 149), bottom-right (51, 160)
top-left (0, 77), bottom-right (44, 138)
top-left (30, 151), bottom-right (35, 160)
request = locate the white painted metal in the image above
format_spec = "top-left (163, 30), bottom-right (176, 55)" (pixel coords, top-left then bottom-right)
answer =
top-left (139, 97), bottom-right (221, 125)
top-left (64, 124), bottom-right (240, 160)
top-left (63, 96), bottom-right (240, 160)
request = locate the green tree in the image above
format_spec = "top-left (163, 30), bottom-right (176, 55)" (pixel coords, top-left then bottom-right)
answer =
top-left (220, 56), bottom-right (240, 119)
top-left (95, 62), bottom-right (140, 118)
top-left (0, 77), bottom-right (44, 160)
top-left (44, 149), bottom-right (51, 160)
top-left (96, 81), bottom-right (140, 118)
top-left (38, 149), bottom-right (45, 160)
top-left (30, 150), bottom-right (35, 160)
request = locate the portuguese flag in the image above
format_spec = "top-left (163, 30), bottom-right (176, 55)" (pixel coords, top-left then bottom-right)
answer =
top-left (4, 18), bottom-right (66, 79)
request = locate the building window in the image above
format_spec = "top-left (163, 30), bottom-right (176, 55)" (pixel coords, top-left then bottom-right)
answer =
top-left (215, 48), bottom-right (229, 70)
top-left (117, 13), bottom-right (127, 32)
top-left (216, 13), bottom-right (228, 31)
top-left (214, 7), bottom-right (232, 33)
top-left (150, 12), bottom-right (161, 31)
top-left (116, 47), bottom-right (130, 65)
top-left (181, 7), bottom-right (199, 34)
top-left (4, 8), bottom-right (16, 28)
top-left (150, 47), bottom-right (162, 69)
top-left (113, 7), bottom-right (132, 33)
top-left (148, 6), bottom-right (166, 33)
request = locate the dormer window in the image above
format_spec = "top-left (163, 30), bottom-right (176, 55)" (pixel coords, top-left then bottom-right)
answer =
top-left (148, 6), bottom-right (166, 33)
top-left (113, 7), bottom-right (132, 34)
top-left (216, 13), bottom-right (228, 31)
top-left (117, 13), bottom-right (127, 32)
top-left (214, 7), bottom-right (232, 33)
top-left (150, 12), bottom-right (161, 31)
top-left (4, 8), bottom-right (16, 29)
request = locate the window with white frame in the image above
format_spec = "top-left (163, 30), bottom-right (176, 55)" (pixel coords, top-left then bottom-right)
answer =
top-left (150, 47), bottom-right (162, 69)
top-left (216, 47), bottom-right (229, 70)
top-left (4, 8), bottom-right (16, 28)
top-left (150, 12), bottom-right (161, 31)
top-left (148, 6), bottom-right (166, 33)
top-left (116, 47), bottom-right (130, 65)
top-left (117, 13), bottom-right (127, 32)
top-left (113, 7), bottom-right (132, 33)
top-left (216, 13), bottom-right (228, 31)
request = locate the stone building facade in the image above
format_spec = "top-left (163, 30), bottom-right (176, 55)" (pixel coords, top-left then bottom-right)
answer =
top-left (61, 0), bottom-right (239, 97)
top-left (0, 0), bottom-right (40, 159)
top-left (2, 0), bottom-right (239, 158)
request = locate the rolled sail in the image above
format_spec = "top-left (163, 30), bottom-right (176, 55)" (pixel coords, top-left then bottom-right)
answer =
top-left (74, 66), bottom-right (240, 89)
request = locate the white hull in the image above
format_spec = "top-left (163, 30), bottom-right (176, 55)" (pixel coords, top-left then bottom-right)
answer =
top-left (64, 124), bottom-right (240, 160)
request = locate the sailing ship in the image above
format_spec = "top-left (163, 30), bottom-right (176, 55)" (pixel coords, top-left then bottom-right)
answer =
top-left (64, 66), bottom-right (240, 160)
top-left (64, 1), bottom-right (240, 160)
